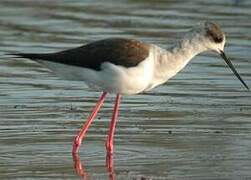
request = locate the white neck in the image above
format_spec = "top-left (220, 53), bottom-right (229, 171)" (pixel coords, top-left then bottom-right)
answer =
top-left (151, 34), bottom-right (207, 87)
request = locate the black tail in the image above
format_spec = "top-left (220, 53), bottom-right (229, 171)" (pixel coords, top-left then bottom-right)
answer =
top-left (6, 53), bottom-right (48, 60)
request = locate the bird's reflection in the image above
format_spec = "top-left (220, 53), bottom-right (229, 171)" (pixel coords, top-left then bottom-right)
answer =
top-left (72, 153), bottom-right (116, 180)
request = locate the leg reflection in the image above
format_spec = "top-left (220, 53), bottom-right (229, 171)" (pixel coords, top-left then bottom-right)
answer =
top-left (106, 153), bottom-right (115, 180)
top-left (72, 153), bottom-right (116, 180)
top-left (72, 153), bottom-right (88, 180)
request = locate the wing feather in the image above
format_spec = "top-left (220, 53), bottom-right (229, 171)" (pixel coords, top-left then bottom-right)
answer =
top-left (12, 38), bottom-right (150, 71)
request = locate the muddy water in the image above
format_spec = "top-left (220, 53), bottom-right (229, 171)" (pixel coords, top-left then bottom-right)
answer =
top-left (0, 0), bottom-right (251, 179)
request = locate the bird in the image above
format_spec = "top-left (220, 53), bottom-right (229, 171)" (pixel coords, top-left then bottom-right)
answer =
top-left (10, 21), bottom-right (249, 155)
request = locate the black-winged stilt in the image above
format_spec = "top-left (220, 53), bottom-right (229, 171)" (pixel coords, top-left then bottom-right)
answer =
top-left (11, 21), bottom-right (249, 155)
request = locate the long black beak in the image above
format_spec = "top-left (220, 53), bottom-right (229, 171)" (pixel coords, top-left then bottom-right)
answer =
top-left (220, 50), bottom-right (249, 90)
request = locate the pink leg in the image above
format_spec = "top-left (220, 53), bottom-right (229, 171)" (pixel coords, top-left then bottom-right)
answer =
top-left (72, 92), bottom-right (107, 154)
top-left (106, 94), bottom-right (121, 155)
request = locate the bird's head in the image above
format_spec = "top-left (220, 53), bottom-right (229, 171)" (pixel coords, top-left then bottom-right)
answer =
top-left (193, 21), bottom-right (225, 53)
top-left (191, 21), bottom-right (249, 90)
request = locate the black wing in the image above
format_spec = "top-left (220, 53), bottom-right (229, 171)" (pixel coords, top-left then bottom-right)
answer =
top-left (12, 38), bottom-right (150, 71)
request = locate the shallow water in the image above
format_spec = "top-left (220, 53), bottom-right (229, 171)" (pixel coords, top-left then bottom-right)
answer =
top-left (0, 0), bottom-right (251, 179)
